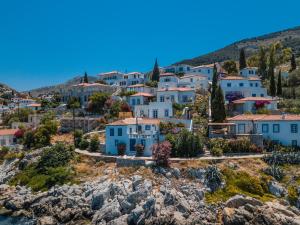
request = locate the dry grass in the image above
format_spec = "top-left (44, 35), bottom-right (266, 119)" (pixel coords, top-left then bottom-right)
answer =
top-left (51, 133), bottom-right (73, 145)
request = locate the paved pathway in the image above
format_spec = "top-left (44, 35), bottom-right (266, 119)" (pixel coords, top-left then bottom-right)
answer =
top-left (75, 149), bottom-right (266, 162)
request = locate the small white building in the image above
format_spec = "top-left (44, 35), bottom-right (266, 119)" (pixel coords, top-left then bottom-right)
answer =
top-left (128, 92), bottom-right (155, 107)
top-left (98, 71), bottom-right (146, 87)
top-left (219, 76), bottom-right (268, 101)
top-left (232, 97), bottom-right (277, 114)
top-left (227, 114), bottom-right (300, 147)
top-left (240, 67), bottom-right (258, 78)
top-left (126, 84), bottom-right (154, 94)
top-left (163, 64), bottom-right (192, 74)
top-left (158, 73), bottom-right (180, 89)
top-left (0, 129), bottom-right (18, 146)
top-left (157, 87), bottom-right (195, 104)
top-left (134, 102), bottom-right (173, 119)
top-left (190, 63), bottom-right (223, 81)
top-left (9, 98), bottom-right (37, 109)
top-left (179, 74), bottom-right (209, 90)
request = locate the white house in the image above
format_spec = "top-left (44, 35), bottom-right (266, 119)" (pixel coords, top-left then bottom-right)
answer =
top-left (163, 64), bottom-right (192, 74)
top-left (227, 114), bottom-right (300, 147)
top-left (126, 84), bottom-right (154, 94)
top-left (98, 71), bottom-right (146, 87)
top-left (9, 98), bottom-right (37, 109)
top-left (128, 92), bottom-right (155, 108)
top-left (219, 76), bottom-right (268, 102)
top-left (0, 129), bottom-right (18, 147)
top-left (158, 73), bottom-right (180, 89)
top-left (179, 74), bottom-right (209, 90)
top-left (232, 97), bottom-right (278, 114)
top-left (134, 102), bottom-right (173, 119)
top-left (239, 67), bottom-right (258, 77)
top-left (190, 63), bottom-right (223, 81)
top-left (157, 87), bottom-right (195, 104)
top-left (105, 118), bottom-right (160, 156)
top-left (60, 83), bottom-right (116, 108)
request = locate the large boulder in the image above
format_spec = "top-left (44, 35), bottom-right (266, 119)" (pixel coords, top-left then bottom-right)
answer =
top-left (268, 181), bottom-right (287, 197)
top-left (225, 195), bottom-right (263, 208)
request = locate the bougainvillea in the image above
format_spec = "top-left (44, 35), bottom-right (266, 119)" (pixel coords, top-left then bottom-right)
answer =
top-left (152, 141), bottom-right (172, 167)
top-left (225, 92), bottom-right (244, 102)
top-left (254, 100), bottom-right (270, 109)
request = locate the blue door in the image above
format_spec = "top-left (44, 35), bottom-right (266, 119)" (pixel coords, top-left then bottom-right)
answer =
top-left (130, 139), bottom-right (136, 152)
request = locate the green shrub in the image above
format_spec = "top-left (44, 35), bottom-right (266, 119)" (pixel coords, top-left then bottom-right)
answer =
top-left (89, 134), bottom-right (99, 152)
top-left (287, 186), bottom-right (298, 206)
top-left (211, 147), bottom-right (223, 156)
top-left (0, 146), bottom-right (9, 160)
top-left (4, 152), bottom-right (24, 160)
top-left (79, 139), bottom-right (89, 150)
top-left (74, 130), bottom-right (83, 148)
top-left (235, 172), bottom-right (264, 196)
top-left (264, 164), bottom-right (285, 181)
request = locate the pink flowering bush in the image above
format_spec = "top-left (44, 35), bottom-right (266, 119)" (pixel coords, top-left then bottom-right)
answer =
top-left (152, 141), bottom-right (172, 167)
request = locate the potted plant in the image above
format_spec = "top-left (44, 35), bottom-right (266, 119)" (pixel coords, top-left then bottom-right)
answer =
top-left (117, 143), bottom-right (126, 156)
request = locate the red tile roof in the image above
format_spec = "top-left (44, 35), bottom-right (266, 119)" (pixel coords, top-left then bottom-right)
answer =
top-left (0, 129), bottom-right (18, 136)
top-left (233, 97), bottom-right (275, 104)
top-left (108, 118), bottom-right (160, 126)
top-left (227, 114), bottom-right (300, 121)
top-left (28, 103), bottom-right (41, 107)
top-left (130, 92), bottom-right (154, 97)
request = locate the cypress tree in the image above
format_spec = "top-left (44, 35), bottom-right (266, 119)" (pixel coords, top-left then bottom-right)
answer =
top-left (83, 72), bottom-right (89, 83)
top-left (268, 47), bottom-right (276, 97)
top-left (290, 53), bottom-right (297, 72)
top-left (239, 48), bottom-right (247, 70)
top-left (211, 64), bottom-right (218, 100)
top-left (211, 85), bottom-right (226, 122)
top-left (151, 58), bottom-right (160, 82)
top-left (277, 70), bottom-right (282, 96)
top-left (258, 47), bottom-right (267, 80)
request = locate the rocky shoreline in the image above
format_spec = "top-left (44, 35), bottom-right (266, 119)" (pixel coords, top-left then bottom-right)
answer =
top-left (1, 156), bottom-right (300, 225)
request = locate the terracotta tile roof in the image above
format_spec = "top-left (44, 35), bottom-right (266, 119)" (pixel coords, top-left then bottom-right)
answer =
top-left (130, 92), bottom-right (154, 97)
top-left (221, 76), bottom-right (246, 80)
top-left (28, 103), bottom-right (41, 107)
top-left (0, 129), bottom-right (18, 136)
top-left (248, 76), bottom-right (261, 81)
top-left (108, 118), bottom-right (161, 126)
top-left (233, 97), bottom-right (275, 104)
top-left (227, 114), bottom-right (300, 121)
top-left (157, 87), bottom-right (194, 92)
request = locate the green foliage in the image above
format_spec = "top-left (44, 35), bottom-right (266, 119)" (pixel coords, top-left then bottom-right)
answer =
top-left (287, 186), bottom-right (298, 206)
top-left (211, 64), bottom-right (218, 100)
top-left (263, 151), bottom-right (300, 165)
top-left (277, 70), bottom-right (282, 96)
top-left (205, 166), bottom-right (223, 192)
top-left (264, 164), bottom-right (285, 181)
top-left (67, 97), bottom-right (81, 110)
top-left (239, 48), bottom-right (247, 70)
top-left (79, 139), bottom-right (89, 150)
top-left (268, 46), bottom-right (276, 96)
top-left (145, 80), bottom-right (158, 88)
top-left (83, 72), bottom-right (89, 83)
top-left (37, 143), bottom-right (74, 171)
top-left (278, 99), bottom-right (300, 114)
top-left (10, 143), bottom-right (75, 192)
top-left (223, 60), bottom-right (238, 74)
top-left (2, 108), bottom-right (33, 126)
top-left (290, 53), bottom-right (297, 72)
top-left (211, 85), bottom-right (226, 122)
top-left (88, 93), bottom-right (109, 114)
top-left (151, 58), bottom-right (160, 82)
top-left (135, 144), bottom-right (144, 157)
top-left (209, 138), bottom-right (262, 154)
top-left (258, 47), bottom-right (268, 80)
top-left (89, 134), bottom-right (99, 152)
top-left (119, 90), bottom-right (137, 97)
top-left (166, 129), bottom-right (204, 157)
top-left (4, 151), bottom-right (24, 160)
top-left (0, 146), bottom-right (9, 160)
top-left (211, 147), bottom-right (223, 156)
top-left (74, 130), bottom-right (83, 148)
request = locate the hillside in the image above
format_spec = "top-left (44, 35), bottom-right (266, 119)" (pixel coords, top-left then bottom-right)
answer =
top-left (0, 83), bottom-right (18, 98)
top-left (28, 76), bottom-right (97, 97)
top-left (176, 26), bottom-right (300, 66)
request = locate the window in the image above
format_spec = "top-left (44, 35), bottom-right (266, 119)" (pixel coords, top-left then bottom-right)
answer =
top-left (292, 140), bottom-right (298, 147)
top-left (260, 94), bottom-right (264, 97)
top-left (132, 99), bottom-right (136, 105)
top-left (118, 128), bottom-right (122, 136)
top-left (129, 127), bottom-right (132, 133)
top-left (141, 139), bottom-right (146, 147)
top-left (252, 94), bottom-right (256, 97)
top-left (171, 95), bottom-right (175, 102)
top-left (153, 110), bottom-right (158, 118)
top-left (291, 124), bottom-right (298, 133)
top-left (160, 96), bottom-right (165, 102)
top-left (238, 124), bottom-right (245, 134)
top-left (255, 83), bottom-right (258, 87)
top-left (207, 69), bottom-right (210, 73)
top-left (262, 124), bottom-right (269, 133)
top-left (165, 109), bottom-right (169, 117)
top-left (110, 128), bottom-right (114, 136)
top-left (145, 125), bottom-right (151, 130)
top-left (190, 78), bottom-right (193, 82)
top-left (227, 83), bottom-right (231, 87)
top-left (273, 124), bottom-right (280, 133)
top-left (239, 83), bottom-right (244, 87)
top-left (250, 83), bottom-right (253, 87)
top-left (137, 99), bottom-right (141, 105)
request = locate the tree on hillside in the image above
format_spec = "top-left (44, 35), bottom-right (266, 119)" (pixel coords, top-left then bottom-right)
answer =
top-left (258, 47), bottom-right (267, 80)
top-left (290, 53), bottom-right (297, 72)
top-left (67, 97), bottom-right (81, 144)
top-left (268, 47), bottom-right (276, 97)
top-left (277, 70), bottom-right (282, 97)
top-left (223, 60), bottom-right (238, 74)
top-left (83, 72), bottom-right (89, 83)
top-left (239, 48), bottom-right (247, 70)
top-left (211, 64), bottom-right (218, 100)
top-left (151, 58), bottom-right (160, 82)
top-left (88, 93), bottom-right (109, 114)
top-left (211, 85), bottom-right (226, 122)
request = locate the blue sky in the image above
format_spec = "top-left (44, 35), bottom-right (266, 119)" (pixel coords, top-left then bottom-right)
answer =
top-left (0, 0), bottom-right (299, 91)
